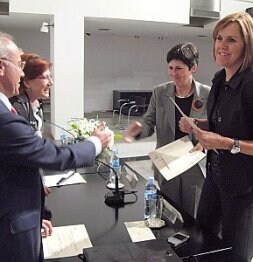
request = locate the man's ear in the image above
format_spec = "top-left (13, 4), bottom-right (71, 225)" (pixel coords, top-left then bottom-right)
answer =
top-left (0, 60), bottom-right (6, 76)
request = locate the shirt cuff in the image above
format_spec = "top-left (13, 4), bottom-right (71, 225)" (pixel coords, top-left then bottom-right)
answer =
top-left (87, 136), bottom-right (102, 156)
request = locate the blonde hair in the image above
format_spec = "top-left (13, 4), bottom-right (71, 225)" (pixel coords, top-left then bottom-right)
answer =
top-left (212, 12), bottom-right (253, 72)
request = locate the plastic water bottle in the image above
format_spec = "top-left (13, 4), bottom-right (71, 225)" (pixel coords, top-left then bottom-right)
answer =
top-left (144, 176), bottom-right (157, 219)
top-left (109, 148), bottom-right (120, 188)
top-left (60, 131), bottom-right (67, 146)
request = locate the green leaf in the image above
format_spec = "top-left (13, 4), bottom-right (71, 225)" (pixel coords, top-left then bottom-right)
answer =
top-left (71, 123), bottom-right (78, 129)
top-left (114, 133), bottom-right (123, 140)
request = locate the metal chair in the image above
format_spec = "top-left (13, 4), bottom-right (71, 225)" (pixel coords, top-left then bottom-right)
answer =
top-left (118, 100), bottom-right (135, 127)
top-left (127, 96), bottom-right (147, 124)
top-left (112, 99), bottom-right (129, 118)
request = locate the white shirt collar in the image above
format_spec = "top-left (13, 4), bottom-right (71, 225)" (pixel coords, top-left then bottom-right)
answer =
top-left (0, 92), bottom-right (12, 111)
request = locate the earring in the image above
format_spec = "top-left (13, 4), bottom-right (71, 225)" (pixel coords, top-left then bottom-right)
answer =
top-left (192, 98), bottom-right (204, 112)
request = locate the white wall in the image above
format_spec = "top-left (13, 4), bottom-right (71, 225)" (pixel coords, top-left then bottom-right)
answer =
top-left (221, 0), bottom-right (253, 16)
top-left (9, 0), bottom-right (190, 138)
top-left (6, 28), bottom-right (218, 113)
top-left (8, 0), bottom-right (253, 136)
top-left (11, 0), bottom-right (190, 24)
top-left (84, 34), bottom-right (218, 112)
top-left (3, 29), bottom-right (50, 60)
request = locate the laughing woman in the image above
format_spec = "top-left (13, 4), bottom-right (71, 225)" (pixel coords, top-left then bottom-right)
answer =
top-left (10, 53), bottom-right (52, 138)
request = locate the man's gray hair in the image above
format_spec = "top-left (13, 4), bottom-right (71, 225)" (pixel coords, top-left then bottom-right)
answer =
top-left (0, 31), bottom-right (15, 58)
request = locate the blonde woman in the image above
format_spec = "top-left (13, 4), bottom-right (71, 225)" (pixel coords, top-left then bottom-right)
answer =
top-left (180, 12), bottom-right (253, 261)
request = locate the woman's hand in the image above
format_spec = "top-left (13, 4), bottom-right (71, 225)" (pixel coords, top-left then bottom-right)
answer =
top-left (189, 142), bottom-right (204, 153)
top-left (124, 121), bottom-right (142, 143)
top-left (179, 116), bottom-right (195, 134)
top-left (193, 128), bottom-right (226, 151)
top-left (41, 219), bottom-right (53, 238)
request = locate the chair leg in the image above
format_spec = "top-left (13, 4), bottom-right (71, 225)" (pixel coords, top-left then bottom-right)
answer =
top-left (128, 105), bottom-right (137, 124)
top-left (117, 101), bottom-right (136, 128)
top-left (118, 103), bottom-right (129, 127)
top-left (113, 109), bottom-right (119, 118)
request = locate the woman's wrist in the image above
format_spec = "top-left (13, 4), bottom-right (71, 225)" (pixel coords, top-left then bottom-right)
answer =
top-left (193, 119), bottom-right (198, 127)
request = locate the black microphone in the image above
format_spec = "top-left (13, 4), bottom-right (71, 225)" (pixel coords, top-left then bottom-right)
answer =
top-left (96, 159), bottom-right (125, 207)
top-left (43, 119), bottom-right (76, 143)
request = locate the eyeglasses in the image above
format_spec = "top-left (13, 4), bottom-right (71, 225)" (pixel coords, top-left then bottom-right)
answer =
top-left (0, 57), bottom-right (26, 71)
top-left (36, 75), bottom-right (53, 81)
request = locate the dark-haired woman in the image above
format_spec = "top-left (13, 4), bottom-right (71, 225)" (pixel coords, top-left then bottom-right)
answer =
top-left (124, 42), bottom-right (210, 209)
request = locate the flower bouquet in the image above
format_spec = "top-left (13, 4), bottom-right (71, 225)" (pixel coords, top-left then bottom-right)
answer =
top-left (68, 118), bottom-right (116, 164)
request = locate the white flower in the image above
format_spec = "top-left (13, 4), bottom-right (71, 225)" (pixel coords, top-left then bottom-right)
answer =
top-left (68, 118), bottom-right (114, 163)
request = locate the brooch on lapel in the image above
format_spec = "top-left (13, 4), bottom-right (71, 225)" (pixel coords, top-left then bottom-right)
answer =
top-left (192, 98), bottom-right (204, 112)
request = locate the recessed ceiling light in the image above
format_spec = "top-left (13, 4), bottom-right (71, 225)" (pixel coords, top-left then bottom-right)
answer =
top-left (196, 35), bottom-right (207, 38)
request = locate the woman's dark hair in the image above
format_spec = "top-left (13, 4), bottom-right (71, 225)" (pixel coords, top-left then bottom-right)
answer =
top-left (166, 42), bottom-right (199, 70)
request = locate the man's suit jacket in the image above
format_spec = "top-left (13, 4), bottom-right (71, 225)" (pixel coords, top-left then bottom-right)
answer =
top-left (137, 80), bottom-right (210, 215)
top-left (0, 100), bottom-right (96, 262)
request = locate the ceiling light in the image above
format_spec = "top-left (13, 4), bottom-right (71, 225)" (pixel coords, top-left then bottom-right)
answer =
top-left (40, 22), bottom-right (54, 33)
top-left (98, 28), bottom-right (111, 31)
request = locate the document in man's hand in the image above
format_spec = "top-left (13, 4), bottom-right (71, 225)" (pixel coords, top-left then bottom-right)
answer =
top-left (149, 136), bottom-right (206, 181)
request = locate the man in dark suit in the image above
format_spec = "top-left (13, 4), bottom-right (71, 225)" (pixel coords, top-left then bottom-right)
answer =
top-left (0, 32), bottom-right (111, 262)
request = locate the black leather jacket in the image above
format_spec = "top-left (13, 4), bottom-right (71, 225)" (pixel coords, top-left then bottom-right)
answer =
top-left (10, 92), bottom-right (43, 133)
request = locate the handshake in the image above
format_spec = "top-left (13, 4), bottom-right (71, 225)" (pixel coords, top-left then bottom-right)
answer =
top-left (92, 122), bottom-right (113, 151)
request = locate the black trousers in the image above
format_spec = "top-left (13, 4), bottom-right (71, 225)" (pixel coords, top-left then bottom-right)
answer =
top-left (197, 173), bottom-right (253, 262)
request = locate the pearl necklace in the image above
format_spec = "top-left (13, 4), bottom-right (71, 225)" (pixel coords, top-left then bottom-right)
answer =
top-left (175, 86), bottom-right (193, 98)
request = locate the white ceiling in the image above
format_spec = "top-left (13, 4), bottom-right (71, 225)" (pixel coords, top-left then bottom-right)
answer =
top-left (84, 17), bottom-right (215, 39)
top-left (0, 13), bottom-right (215, 39)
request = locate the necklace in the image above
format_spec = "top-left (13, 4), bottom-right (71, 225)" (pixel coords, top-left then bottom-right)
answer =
top-left (175, 86), bottom-right (193, 98)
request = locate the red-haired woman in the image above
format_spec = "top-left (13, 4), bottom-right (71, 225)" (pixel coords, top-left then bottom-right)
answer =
top-left (10, 53), bottom-right (52, 138)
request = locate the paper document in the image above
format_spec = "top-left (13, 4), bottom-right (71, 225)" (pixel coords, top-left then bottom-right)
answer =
top-left (149, 136), bottom-right (206, 181)
top-left (43, 224), bottom-right (92, 259)
top-left (122, 165), bottom-right (139, 189)
top-left (124, 160), bottom-right (153, 181)
top-left (170, 97), bottom-right (219, 155)
top-left (163, 198), bottom-right (184, 224)
top-left (44, 171), bottom-right (86, 187)
top-left (124, 221), bottom-right (156, 242)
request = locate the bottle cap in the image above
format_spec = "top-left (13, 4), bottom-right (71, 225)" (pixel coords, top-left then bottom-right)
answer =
top-left (112, 148), bottom-right (118, 154)
top-left (147, 176), bottom-right (154, 182)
